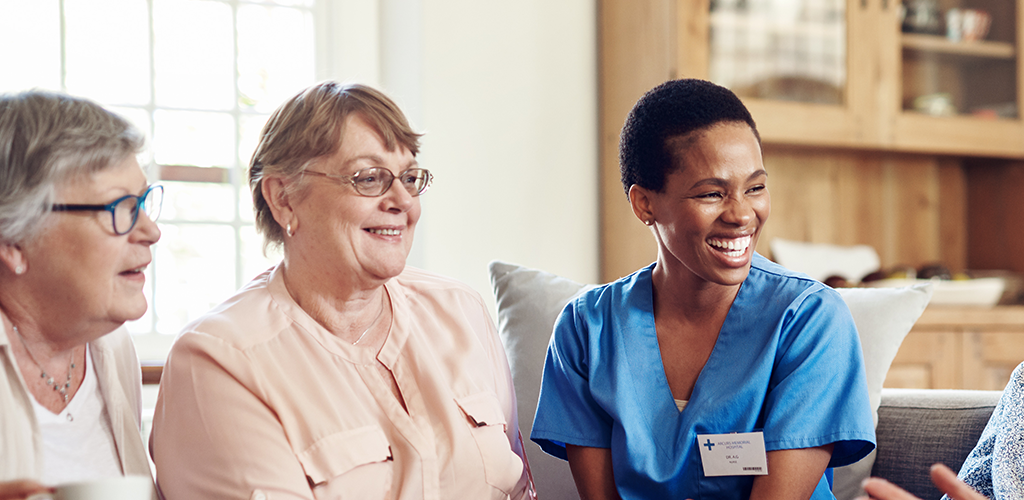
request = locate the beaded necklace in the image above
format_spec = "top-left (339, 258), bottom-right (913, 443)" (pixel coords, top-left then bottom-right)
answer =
top-left (13, 325), bottom-right (75, 403)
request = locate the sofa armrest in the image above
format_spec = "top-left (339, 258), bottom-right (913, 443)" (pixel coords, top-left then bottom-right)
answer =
top-left (871, 388), bottom-right (1001, 499)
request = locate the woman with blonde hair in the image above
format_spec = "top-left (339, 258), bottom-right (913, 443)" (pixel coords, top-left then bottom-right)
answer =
top-left (152, 82), bottom-right (534, 500)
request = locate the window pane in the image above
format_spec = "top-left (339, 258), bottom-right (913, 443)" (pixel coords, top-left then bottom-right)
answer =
top-left (238, 114), bottom-right (270, 167)
top-left (153, 110), bottom-right (235, 167)
top-left (242, 0), bottom-right (314, 7)
top-left (64, 0), bottom-right (150, 105)
top-left (0, 1), bottom-right (61, 92)
top-left (237, 5), bottom-right (315, 112)
top-left (153, 0), bottom-right (234, 110)
top-left (107, 106), bottom-right (155, 168)
top-left (161, 181), bottom-right (235, 222)
top-left (155, 224), bottom-right (236, 334)
top-left (240, 225), bottom-right (281, 284)
top-left (238, 167), bottom-right (257, 222)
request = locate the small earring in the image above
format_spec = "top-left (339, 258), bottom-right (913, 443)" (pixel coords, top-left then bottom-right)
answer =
top-left (14, 265), bottom-right (24, 275)
top-left (286, 223), bottom-right (293, 237)
top-left (644, 219), bottom-right (654, 226)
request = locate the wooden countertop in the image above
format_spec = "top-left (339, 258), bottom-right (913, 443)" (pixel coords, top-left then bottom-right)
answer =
top-left (915, 305), bottom-right (1024, 328)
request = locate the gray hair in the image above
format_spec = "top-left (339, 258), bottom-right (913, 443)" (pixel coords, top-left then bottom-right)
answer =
top-left (249, 82), bottom-right (422, 252)
top-left (0, 90), bottom-right (144, 244)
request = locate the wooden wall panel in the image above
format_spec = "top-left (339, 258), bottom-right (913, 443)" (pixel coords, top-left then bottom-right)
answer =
top-left (888, 155), bottom-right (941, 267)
top-left (938, 159), bottom-right (967, 273)
top-left (599, 0), bottom-right (675, 282)
top-left (756, 147), bottom-right (966, 275)
top-left (965, 160), bottom-right (1024, 274)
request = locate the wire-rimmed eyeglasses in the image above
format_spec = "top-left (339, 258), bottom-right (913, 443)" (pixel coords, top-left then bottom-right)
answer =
top-left (303, 167), bottom-right (433, 197)
top-left (51, 185), bottom-right (164, 235)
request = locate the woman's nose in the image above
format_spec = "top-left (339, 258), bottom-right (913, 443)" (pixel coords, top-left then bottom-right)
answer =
top-left (381, 178), bottom-right (415, 213)
top-left (130, 209), bottom-right (162, 245)
top-left (721, 196), bottom-right (753, 226)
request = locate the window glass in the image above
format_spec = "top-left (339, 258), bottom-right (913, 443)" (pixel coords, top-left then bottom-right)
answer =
top-left (162, 180), bottom-right (235, 222)
top-left (154, 110), bottom-right (235, 167)
top-left (240, 225), bottom-right (282, 283)
top-left (1, 0), bottom-right (317, 342)
top-left (237, 5), bottom-right (316, 113)
top-left (153, 0), bottom-right (234, 110)
top-left (0, 1), bottom-right (61, 91)
top-left (108, 106), bottom-right (155, 167)
top-left (238, 114), bottom-right (271, 168)
top-left (64, 0), bottom-right (151, 105)
top-left (154, 224), bottom-right (237, 334)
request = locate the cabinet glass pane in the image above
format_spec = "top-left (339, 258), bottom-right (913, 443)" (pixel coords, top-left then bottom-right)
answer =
top-left (901, 0), bottom-right (1017, 118)
top-left (709, 0), bottom-right (846, 105)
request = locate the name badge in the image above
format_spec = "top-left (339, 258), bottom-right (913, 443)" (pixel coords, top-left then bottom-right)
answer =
top-left (696, 431), bottom-right (768, 477)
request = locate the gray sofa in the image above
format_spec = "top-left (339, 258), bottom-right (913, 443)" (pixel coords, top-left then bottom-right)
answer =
top-left (487, 260), bottom-right (1004, 499)
top-left (871, 388), bottom-right (1001, 500)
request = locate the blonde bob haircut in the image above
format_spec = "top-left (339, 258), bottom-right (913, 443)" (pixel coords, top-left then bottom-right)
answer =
top-left (249, 81), bottom-right (422, 250)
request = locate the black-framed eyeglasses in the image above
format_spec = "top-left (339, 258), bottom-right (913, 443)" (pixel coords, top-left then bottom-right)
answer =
top-left (51, 185), bottom-right (164, 235)
top-left (303, 167), bottom-right (433, 197)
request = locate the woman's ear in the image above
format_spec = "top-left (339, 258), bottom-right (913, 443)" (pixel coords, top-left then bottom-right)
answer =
top-left (0, 243), bottom-right (27, 276)
top-left (628, 184), bottom-right (656, 227)
top-left (262, 176), bottom-right (297, 232)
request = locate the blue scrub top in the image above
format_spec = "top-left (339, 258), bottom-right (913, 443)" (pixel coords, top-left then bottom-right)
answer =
top-left (531, 253), bottom-right (875, 499)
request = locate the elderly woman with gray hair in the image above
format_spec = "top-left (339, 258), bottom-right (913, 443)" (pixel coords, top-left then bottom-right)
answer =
top-left (151, 81), bottom-right (534, 500)
top-left (0, 91), bottom-right (161, 498)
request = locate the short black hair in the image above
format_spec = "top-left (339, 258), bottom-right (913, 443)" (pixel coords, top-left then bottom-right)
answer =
top-left (619, 79), bottom-right (759, 196)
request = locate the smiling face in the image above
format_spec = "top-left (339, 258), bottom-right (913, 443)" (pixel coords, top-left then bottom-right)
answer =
top-left (290, 113), bottom-right (420, 284)
top-left (642, 122), bottom-right (769, 288)
top-left (18, 156), bottom-right (160, 341)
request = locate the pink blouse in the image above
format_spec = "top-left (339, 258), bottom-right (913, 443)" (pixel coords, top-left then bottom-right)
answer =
top-left (151, 265), bottom-right (533, 500)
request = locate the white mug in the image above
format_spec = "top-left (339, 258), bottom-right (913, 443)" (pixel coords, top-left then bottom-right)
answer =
top-left (53, 476), bottom-right (153, 500)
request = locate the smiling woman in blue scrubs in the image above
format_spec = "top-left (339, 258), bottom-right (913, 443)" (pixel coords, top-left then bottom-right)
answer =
top-left (531, 79), bottom-right (876, 500)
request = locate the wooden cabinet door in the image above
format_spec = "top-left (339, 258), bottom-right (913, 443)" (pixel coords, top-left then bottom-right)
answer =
top-left (675, 0), bottom-right (880, 148)
top-left (888, 0), bottom-right (1024, 157)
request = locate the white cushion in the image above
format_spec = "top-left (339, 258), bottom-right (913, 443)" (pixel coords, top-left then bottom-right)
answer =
top-left (489, 260), bottom-right (933, 500)
top-left (770, 238), bottom-right (881, 283)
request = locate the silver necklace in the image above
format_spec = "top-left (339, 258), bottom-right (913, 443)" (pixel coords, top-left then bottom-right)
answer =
top-left (13, 325), bottom-right (75, 403)
top-left (352, 292), bottom-right (386, 346)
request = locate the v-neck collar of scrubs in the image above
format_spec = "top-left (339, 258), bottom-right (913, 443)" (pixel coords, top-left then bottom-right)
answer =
top-left (622, 263), bottom-right (752, 459)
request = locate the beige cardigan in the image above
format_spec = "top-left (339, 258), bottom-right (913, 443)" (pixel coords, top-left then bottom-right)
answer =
top-left (0, 320), bottom-right (153, 483)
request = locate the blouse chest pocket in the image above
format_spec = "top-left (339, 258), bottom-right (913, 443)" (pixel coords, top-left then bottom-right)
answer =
top-left (297, 426), bottom-right (393, 500)
top-left (455, 393), bottom-right (524, 496)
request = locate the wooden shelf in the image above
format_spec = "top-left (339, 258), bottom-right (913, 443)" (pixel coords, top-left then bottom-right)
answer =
top-left (902, 33), bottom-right (1015, 59)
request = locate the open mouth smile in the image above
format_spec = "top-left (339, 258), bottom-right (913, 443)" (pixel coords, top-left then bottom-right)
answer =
top-left (366, 228), bottom-right (401, 236)
top-left (707, 235), bottom-right (751, 258)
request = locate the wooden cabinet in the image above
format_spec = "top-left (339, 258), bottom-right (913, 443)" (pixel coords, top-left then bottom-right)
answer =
top-left (599, 1), bottom-right (1024, 379)
top-left (886, 306), bottom-right (1024, 390)
top-left (671, 0), bottom-right (1024, 156)
top-left (600, 0), bottom-right (1024, 282)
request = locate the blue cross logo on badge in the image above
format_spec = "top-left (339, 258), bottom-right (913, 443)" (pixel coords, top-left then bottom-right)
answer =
top-left (703, 438), bottom-right (715, 451)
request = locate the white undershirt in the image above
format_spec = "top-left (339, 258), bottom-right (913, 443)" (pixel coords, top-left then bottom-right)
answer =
top-left (675, 399), bottom-right (688, 412)
top-left (30, 344), bottom-right (122, 485)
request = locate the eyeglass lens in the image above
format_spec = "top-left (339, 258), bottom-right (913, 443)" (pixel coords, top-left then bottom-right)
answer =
top-left (113, 186), bottom-right (164, 235)
top-left (351, 168), bottom-right (431, 197)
